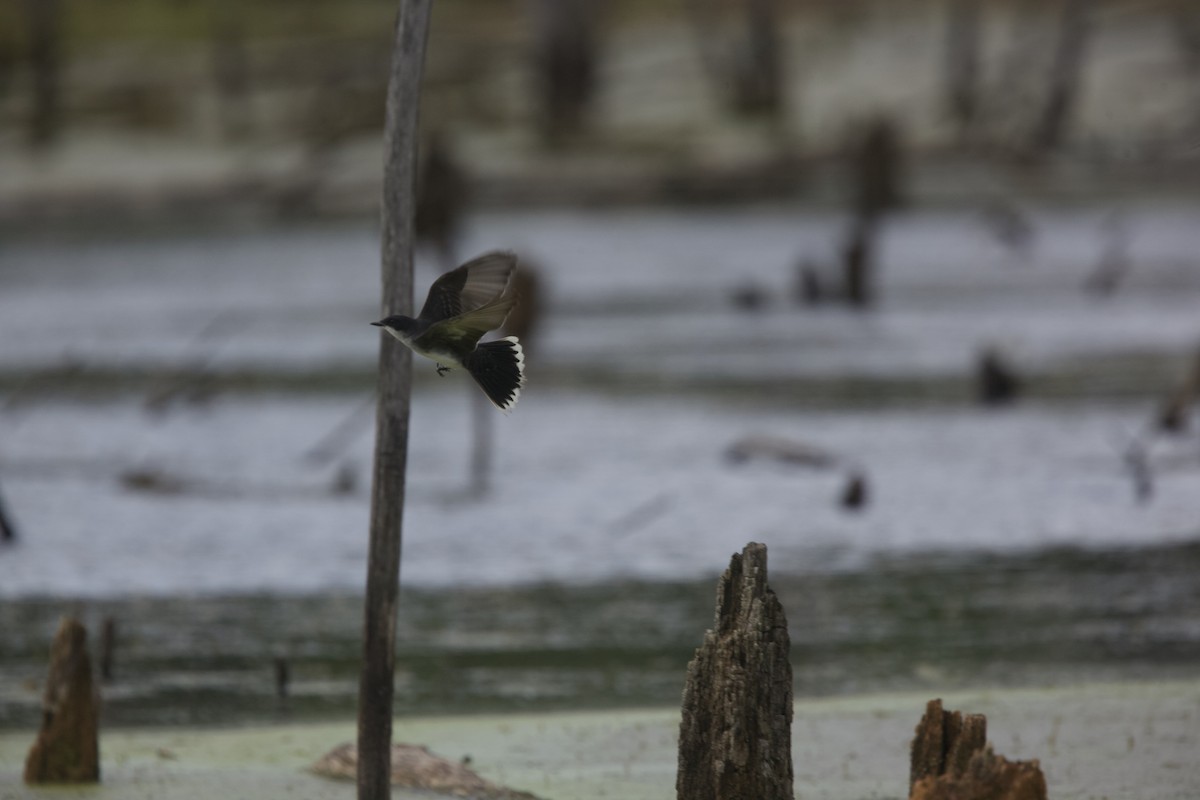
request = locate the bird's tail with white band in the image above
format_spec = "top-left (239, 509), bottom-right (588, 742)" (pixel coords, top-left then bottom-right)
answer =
top-left (463, 336), bottom-right (525, 411)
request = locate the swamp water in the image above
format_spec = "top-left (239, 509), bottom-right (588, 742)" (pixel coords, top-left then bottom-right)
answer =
top-left (2, 207), bottom-right (1199, 728)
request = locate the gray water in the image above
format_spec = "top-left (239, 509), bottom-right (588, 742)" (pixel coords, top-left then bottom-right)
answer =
top-left (1, 207), bottom-right (1199, 727)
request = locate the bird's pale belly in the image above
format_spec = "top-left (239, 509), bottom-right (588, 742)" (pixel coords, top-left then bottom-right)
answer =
top-left (409, 341), bottom-right (463, 370)
top-left (382, 328), bottom-right (464, 370)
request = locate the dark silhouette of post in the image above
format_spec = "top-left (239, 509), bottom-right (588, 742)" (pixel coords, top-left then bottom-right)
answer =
top-left (357, 2), bottom-right (433, 799)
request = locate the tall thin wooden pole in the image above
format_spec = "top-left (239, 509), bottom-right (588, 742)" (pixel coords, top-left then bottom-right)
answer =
top-left (357, 2), bottom-right (433, 799)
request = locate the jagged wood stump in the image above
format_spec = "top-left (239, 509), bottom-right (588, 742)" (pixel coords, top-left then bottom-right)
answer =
top-left (910, 698), bottom-right (1046, 800)
top-left (677, 542), bottom-right (793, 800)
top-left (24, 617), bottom-right (100, 783)
top-left (910, 698), bottom-right (988, 792)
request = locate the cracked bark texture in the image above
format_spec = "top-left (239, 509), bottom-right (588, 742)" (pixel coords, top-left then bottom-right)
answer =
top-left (677, 542), bottom-right (793, 800)
top-left (910, 698), bottom-right (1046, 800)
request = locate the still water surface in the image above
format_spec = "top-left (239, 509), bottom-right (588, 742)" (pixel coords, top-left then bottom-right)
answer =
top-left (1, 208), bottom-right (1198, 727)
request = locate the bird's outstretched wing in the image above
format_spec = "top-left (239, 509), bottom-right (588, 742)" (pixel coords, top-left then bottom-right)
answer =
top-left (417, 251), bottom-right (516, 323)
top-left (424, 292), bottom-right (518, 349)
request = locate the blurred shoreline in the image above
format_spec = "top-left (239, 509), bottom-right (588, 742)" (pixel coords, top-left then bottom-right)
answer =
top-left (4, 1), bottom-right (1200, 232)
top-left (4, 136), bottom-right (1200, 236)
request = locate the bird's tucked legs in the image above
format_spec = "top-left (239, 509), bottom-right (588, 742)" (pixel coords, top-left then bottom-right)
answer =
top-left (436, 364), bottom-right (450, 376)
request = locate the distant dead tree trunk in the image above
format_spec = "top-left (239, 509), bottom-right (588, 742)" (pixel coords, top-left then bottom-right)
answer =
top-left (792, 257), bottom-right (824, 305)
top-left (469, 265), bottom-right (542, 498)
top-left (1158, 344), bottom-right (1200, 433)
top-left (23, 0), bottom-right (62, 148)
top-left (976, 346), bottom-right (1021, 405)
top-left (841, 218), bottom-right (876, 309)
top-left (468, 392), bottom-right (494, 497)
top-left (1031, 0), bottom-right (1092, 153)
top-left (1177, 3), bottom-right (1200, 64)
top-left (415, 132), bottom-right (469, 271)
top-left (274, 656), bottom-right (290, 701)
top-left (210, 12), bottom-right (252, 141)
top-left (98, 618), bottom-right (116, 682)
top-left (687, 0), bottom-right (785, 119)
top-left (0, 483), bottom-right (17, 543)
top-left (502, 266), bottom-right (543, 357)
top-left (854, 116), bottom-right (905, 223)
top-left (530, 0), bottom-right (598, 144)
top-left (943, 0), bottom-right (981, 140)
top-left (1171, 3), bottom-right (1200, 132)
top-left (839, 115), bottom-right (903, 310)
top-left (686, 0), bottom-right (726, 90)
top-left (0, 17), bottom-right (17, 102)
top-left (1121, 438), bottom-right (1153, 504)
top-left (358, 1), bottom-right (432, 798)
top-left (733, 0), bottom-right (783, 117)
top-left (839, 471), bottom-right (868, 511)
top-left (1082, 213), bottom-right (1131, 297)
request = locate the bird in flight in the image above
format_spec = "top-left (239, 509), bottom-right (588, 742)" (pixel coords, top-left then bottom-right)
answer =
top-left (372, 251), bottom-right (525, 412)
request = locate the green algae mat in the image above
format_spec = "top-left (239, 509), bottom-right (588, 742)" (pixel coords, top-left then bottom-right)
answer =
top-left (2, 680), bottom-right (1197, 800)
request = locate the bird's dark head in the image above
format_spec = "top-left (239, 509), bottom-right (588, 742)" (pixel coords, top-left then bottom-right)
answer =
top-left (371, 314), bottom-right (419, 336)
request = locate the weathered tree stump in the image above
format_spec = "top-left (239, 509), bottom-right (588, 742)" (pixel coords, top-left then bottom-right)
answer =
top-left (24, 617), bottom-right (100, 784)
top-left (677, 542), bottom-right (793, 800)
top-left (910, 746), bottom-right (1047, 800)
top-left (909, 699), bottom-right (1046, 800)
top-left (910, 698), bottom-right (988, 792)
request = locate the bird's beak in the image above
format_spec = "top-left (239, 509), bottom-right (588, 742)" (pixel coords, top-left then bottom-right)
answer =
top-left (370, 321), bottom-right (384, 327)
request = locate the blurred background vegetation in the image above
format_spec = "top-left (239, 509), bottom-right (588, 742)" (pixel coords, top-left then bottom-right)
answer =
top-left (3, 0), bottom-right (1199, 228)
